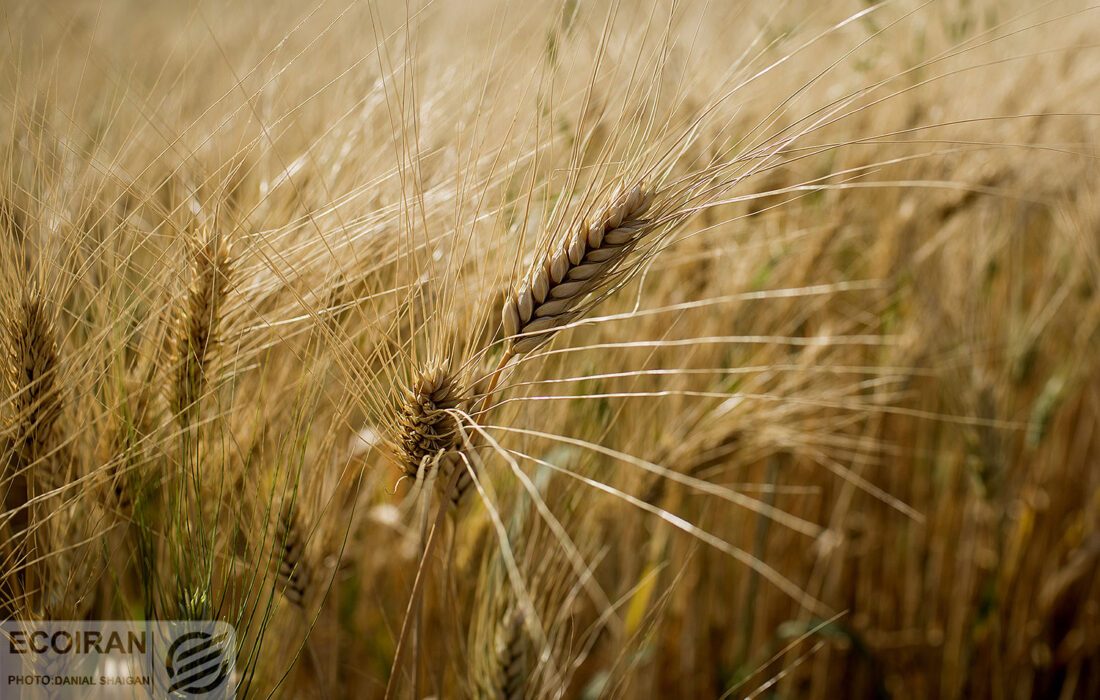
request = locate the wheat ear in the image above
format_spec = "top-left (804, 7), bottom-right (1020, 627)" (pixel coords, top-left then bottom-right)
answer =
top-left (273, 500), bottom-right (334, 699)
top-left (2, 287), bottom-right (65, 616)
top-left (4, 288), bottom-right (63, 485)
top-left (173, 230), bottom-right (232, 424)
top-left (500, 183), bottom-right (656, 356)
top-left (396, 364), bottom-right (466, 473)
top-left (275, 500), bottom-right (311, 607)
top-left (493, 608), bottom-right (531, 700)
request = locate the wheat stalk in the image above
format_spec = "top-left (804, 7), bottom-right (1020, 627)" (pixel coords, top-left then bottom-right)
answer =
top-left (500, 182), bottom-right (657, 357)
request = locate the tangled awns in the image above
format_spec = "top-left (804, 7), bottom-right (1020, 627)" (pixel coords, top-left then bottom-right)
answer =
top-left (2, 0), bottom-right (1100, 698)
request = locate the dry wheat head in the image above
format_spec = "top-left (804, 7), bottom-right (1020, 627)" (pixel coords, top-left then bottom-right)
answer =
top-left (395, 363), bottom-right (468, 479)
top-left (501, 182), bottom-right (656, 356)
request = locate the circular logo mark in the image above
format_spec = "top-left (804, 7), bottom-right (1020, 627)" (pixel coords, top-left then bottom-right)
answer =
top-left (165, 630), bottom-right (232, 696)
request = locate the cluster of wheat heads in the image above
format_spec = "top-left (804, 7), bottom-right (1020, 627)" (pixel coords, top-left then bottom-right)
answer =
top-left (2, 0), bottom-right (1100, 698)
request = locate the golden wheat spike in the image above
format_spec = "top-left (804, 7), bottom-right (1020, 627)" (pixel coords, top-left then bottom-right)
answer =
top-left (493, 608), bottom-right (531, 700)
top-left (173, 229), bottom-right (232, 424)
top-left (501, 183), bottom-right (657, 355)
top-left (396, 363), bottom-right (467, 478)
top-left (275, 500), bottom-right (311, 608)
top-left (4, 287), bottom-right (63, 488)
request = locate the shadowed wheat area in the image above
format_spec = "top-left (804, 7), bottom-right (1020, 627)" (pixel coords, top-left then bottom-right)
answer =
top-left (1, 0), bottom-right (1099, 697)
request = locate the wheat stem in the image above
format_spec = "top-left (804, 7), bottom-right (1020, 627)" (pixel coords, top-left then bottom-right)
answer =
top-left (384, 466), bottom-right (463, 700)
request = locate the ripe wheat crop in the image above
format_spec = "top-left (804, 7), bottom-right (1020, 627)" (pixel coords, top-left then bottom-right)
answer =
top-left (2, 0), bottom-right (1100, 698)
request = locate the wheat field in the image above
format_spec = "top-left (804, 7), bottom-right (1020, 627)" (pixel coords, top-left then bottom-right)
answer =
top-left (2, 0), bottom-right (1100, 698)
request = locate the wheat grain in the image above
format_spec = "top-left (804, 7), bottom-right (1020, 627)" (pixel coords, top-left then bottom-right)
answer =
top-left (439, 452), bottom-right (476, 509)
